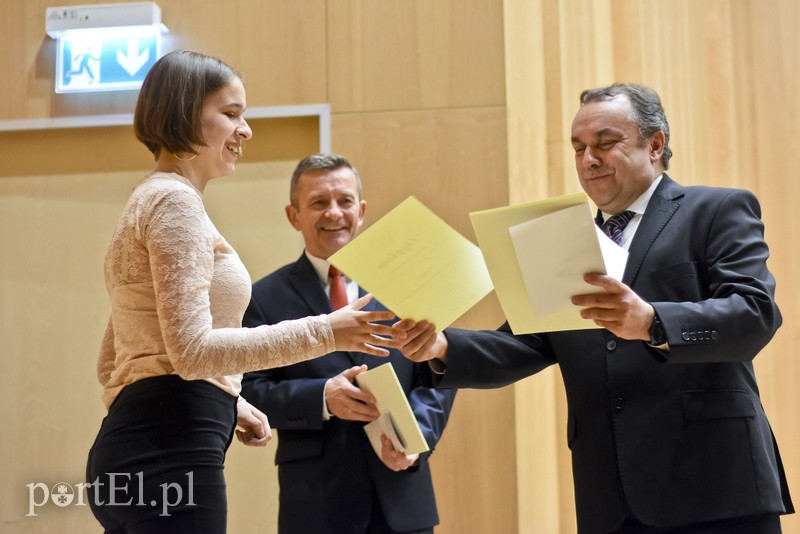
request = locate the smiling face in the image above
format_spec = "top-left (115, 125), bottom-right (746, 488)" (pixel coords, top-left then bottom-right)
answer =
top-left (285, 166), bottom-right (366, 259)
top-left (195, 77), bottom-right (252, 180)
top-left (571, 95), bottom-right (664, 214)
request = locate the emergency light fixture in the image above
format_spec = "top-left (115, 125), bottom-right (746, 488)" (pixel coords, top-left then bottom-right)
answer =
top-left (45, 2), bottom-right (169, 94)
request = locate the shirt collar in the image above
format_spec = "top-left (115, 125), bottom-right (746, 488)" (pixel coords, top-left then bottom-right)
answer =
top-left (304, 251), bottom-right (331, 284)
top-left (304, 250), bottom-right (349, 285)
top-left (600, 174), bottom-right (662, 221)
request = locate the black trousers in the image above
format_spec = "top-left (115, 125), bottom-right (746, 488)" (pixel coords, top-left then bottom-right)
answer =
top-left (86, 375), bottom-right (237, 534)
top-left (367, 486), bottom-right (434, 534)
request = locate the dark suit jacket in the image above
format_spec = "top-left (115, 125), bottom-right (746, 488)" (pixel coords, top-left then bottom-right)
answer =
top-left (242, 253), bottom-right (456, 534)
top-left (427, 175), bottom-right (793, 533)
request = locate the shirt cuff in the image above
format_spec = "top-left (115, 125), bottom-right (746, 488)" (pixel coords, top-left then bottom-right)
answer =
top-left (322, 379), bottom-right (332, 421)
top-left (428, 358), bottom-right (447, 375)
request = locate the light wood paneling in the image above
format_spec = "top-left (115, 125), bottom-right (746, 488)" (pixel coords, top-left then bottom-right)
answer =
top-left (331, 107), bottom-right (509, 238)
top-left (737, 6), bottom-right (800, 533)
top-left (160, 0), bottom-right (328, 107)
top-left (0, 169), bottom-right (138, 532)
top-left (503, 2), bottom-right (573, 532)
top-left (0, 116), bottom-right (318, 178)
top-left (327, 0), bottom-right (506, 113)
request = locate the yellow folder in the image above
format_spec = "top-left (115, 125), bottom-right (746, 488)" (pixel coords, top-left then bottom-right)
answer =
top-left (329, 196), bottom-right (493, 330)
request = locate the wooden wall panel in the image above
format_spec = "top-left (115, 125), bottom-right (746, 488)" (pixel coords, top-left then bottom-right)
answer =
top-left (161, 0), bottom-right (328, 107)
top-left (503, 2), bottom-right (573, 532)
top-left (738, 6), bottom-right (800, 533)
top-left (330, 107), bottom-right (509, 237)
top-left (327, 0), bottom-right (506, 112)
top-left (0, 168), bottom-right (134, 532)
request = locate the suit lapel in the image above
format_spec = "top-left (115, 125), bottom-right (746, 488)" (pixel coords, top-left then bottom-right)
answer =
top-left (288, 253), bottom-right (362, 366)
top-left (288, 254), bottom-right (333, 314)
top-left (623, 175), bottom-right (684, 286)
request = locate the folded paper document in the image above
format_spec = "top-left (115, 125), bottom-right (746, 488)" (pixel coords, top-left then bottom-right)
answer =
top-left (329, 196), bottom-right (493, 330)
top-left (363, 413), bottom-right (406, 458)
top-left (355, 363), bottom-right (429, 456)
top-left (470, 192), bottom-right (628, 334)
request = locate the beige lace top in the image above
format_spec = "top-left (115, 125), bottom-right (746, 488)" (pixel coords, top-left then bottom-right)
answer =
top-left (97, 172), bottom-right (335, 409)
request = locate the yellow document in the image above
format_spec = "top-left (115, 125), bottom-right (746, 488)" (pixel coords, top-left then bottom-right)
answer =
top-left (470, 192), bottom-right (628, 334)
top-left (328, 196), bottom-right (493, 330)
top-left (355, 363), bottom-right (429, 456)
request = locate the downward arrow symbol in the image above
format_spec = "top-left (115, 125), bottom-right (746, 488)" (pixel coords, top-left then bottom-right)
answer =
top-left (117, 40), bottom-right (150, 76)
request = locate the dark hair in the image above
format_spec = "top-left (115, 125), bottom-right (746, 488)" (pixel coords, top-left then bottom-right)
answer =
top-left (289, 153), bottom-right (362, 207)
top-left (134, 50), bottom-right (243, 159)
top-left (579, 83), bottom-right (673, 170)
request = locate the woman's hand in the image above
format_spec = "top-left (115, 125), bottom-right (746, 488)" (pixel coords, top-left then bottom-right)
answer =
top-left (235, 398), bottom-right (272, 447)
top-left (328, 294), bottom-right (406, 356)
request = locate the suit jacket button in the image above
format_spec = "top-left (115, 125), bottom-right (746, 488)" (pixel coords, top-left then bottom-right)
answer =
top-left (711, 330), bottom-right (718, 340)
top-left (690, 331), bottom-right (697, 341)
top-left (606, 339), bottom-right (617, 351)
top-left (614, 397), bottom-right (625, 411)
top-left (682, 331), bottom-right (690, 341)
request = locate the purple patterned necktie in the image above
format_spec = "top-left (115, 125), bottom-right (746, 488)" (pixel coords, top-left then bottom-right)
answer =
top-left (602, 210), bottom-right (635, 245)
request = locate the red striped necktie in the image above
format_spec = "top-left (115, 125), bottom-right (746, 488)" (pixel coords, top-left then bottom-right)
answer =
top-left (328, 266), bottom-right (348, 310)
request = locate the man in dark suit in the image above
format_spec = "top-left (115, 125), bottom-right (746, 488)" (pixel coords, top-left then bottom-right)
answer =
top-left (242, 153), bottom-right (456, 534)
top-left (396, 84), bottom-right (794, 533)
